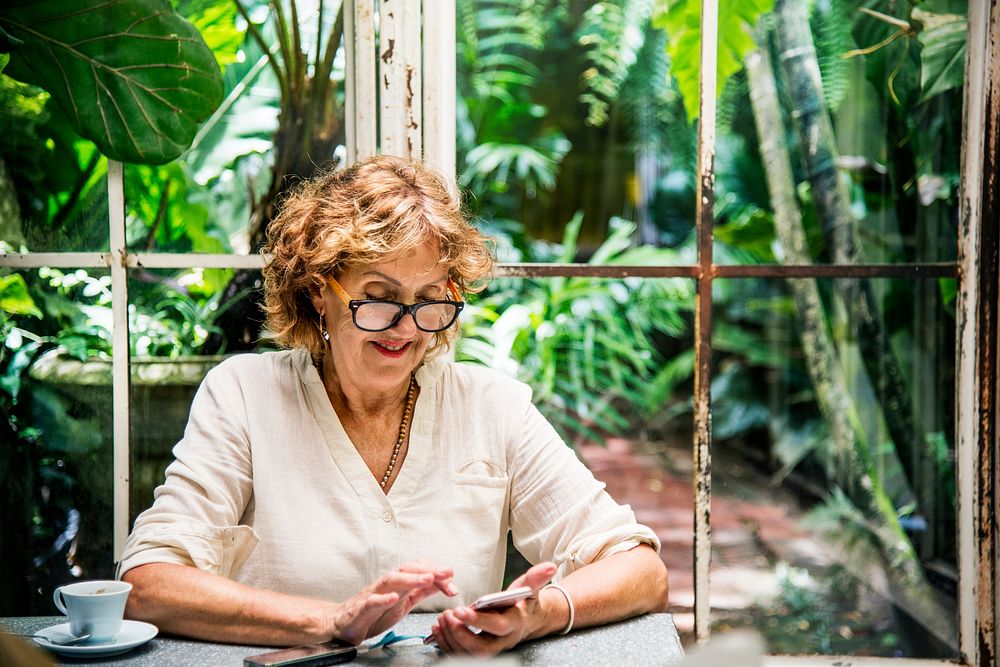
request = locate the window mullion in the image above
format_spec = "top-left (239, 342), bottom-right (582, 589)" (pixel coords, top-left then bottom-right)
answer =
top-left (956, 0), bottom-right (999, 663)
top-left (108, 160), bottom-right (131, 562)
top-left (693, 0), bottom-right (719, 645)
top-left (422, 0), bottom-right (456, 179)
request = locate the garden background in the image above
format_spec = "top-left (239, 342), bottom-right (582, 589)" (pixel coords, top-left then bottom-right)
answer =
top-left (0, 0), bottom-right (965, 657)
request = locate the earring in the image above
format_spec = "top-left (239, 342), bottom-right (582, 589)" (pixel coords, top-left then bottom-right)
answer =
top-left (319, 312), bottom-right (330, 341)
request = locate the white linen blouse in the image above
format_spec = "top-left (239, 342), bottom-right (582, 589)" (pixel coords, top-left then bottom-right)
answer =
top-left (119, 349), bottom-right (659, 609)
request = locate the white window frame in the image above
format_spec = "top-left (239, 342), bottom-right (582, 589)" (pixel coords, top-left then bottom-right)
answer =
top-left (0, 0), bottom-right (994, 662)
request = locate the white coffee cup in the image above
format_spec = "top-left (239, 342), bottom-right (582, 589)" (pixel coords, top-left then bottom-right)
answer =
top-left (52, 580), bottom-right (132, 642)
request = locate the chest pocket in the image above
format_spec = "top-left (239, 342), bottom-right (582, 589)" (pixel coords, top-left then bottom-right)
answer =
top-left (447, 460), bottom-right (510, 561)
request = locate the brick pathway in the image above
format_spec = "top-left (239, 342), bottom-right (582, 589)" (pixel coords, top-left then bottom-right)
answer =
top-left (578, 437), bottom-right (829, 644)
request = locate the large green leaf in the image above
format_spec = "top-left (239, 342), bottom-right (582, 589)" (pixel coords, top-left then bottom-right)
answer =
top-left (653, 0), bottom-right (775, 123)
top-left (914, 4), bottom-right (967, 102)
top-left (0, 0), bottom-right (223, 164)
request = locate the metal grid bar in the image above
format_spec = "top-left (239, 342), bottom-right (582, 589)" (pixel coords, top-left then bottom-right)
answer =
top-left (0, 252), bottom-right (111, 268)
top-left (107, 161), bottom-right (131, 561)
top-left (714, 263), bottom-right (958, 278)
top-left (0, 252), bottom-right (957, 279)
top-left (129, 253), bottom-right (267, 270)
top-left (692, 0), bottom-right (719, 644)
top-left (494, 263), bottom-right (958, 279)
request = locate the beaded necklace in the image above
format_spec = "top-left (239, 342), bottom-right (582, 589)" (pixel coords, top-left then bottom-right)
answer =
top-left (380, 375), bottom-right (417, 489)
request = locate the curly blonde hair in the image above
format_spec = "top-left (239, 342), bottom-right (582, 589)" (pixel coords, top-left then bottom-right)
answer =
top-left (263, 155), bottom-right (494, 360)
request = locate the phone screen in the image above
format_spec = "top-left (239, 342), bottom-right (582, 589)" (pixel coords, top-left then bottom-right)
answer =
top-left (244, 642), bottom-right (358, 666)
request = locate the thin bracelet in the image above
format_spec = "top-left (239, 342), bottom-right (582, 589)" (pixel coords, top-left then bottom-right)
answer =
top-left (543, 583), bottom-right (574, 635)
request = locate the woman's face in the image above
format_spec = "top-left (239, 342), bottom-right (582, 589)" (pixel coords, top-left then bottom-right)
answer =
top-left (316, 241), bottom-right (449, 394)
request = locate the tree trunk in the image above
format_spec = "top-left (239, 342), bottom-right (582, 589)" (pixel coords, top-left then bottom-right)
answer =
top-left (746, 34), bottom-right (956, 648)
top-left (772, 0), bottom-right (922, 501)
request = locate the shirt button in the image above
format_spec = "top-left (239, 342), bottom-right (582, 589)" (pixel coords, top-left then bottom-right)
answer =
top-left (382, 511), bottom-right (393, 522)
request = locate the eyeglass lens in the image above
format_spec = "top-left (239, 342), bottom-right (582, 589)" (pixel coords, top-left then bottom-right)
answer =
top-left (354, 301), bottom-right (459, 332)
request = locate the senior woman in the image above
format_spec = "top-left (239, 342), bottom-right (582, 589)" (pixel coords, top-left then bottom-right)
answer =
top-left (119, 155), bottom-right (668, 655)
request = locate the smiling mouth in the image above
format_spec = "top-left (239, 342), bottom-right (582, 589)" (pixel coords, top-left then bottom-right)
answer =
top-left (372, 340), bottom-right (411, 352)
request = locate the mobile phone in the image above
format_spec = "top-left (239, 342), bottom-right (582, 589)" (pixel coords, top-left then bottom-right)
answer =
top-left (244, 641), bottom-right (358, 667)
top-left (470, 585), bottom-right (533, 611)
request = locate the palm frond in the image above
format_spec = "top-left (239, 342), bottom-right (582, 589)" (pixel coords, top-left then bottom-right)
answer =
top-left (575, 0), bottom-right (654, 127)
top-left (811, 0), bottom-right (857, 112)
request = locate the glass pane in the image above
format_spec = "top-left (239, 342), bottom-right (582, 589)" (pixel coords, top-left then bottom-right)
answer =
top-left (2, 267), bottom-right (114, 615)
top-left (118, 0), bottom-right (343, 258)
top-left (458, 2), bottom-right (697, 261)
top-left (709, 277), bottom-right (957, 657)
top-left (127, 268), bottom-right (269, 520)
top-left (711, 2), bottom-right (963, 265)
top-left (456, 276), bottom-right (696, 609)
top-left (0, 121), bottom-right (110, 252)
top-left (122, 159), bottom-right (268, 257)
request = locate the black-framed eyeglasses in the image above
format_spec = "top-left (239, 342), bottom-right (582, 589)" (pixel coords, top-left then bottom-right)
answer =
top-left (326, 276), bottom-right (465, 333)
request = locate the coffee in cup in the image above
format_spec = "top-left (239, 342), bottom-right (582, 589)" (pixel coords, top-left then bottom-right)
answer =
top-left (52, 580), bottom-right (132, 642)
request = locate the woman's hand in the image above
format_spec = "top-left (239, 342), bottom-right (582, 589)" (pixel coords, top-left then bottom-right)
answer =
top-left (428, 562), bottom-right (558, 657)
top-left (330, 561), bottom-right (457, 646)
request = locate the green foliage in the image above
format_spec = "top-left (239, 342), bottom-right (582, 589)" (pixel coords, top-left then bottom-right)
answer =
top-left (177, 0), bottom-right (244, 68)
top-left (811, 0), bottom-right (857, 112)
top-left (462, 136), bottom-right (571, 197)
top-left (124, 162), bottom-right (229, 255)
top-left (774, 564), bottom-right (833, 654)
top-left (576, 0), bottom-right (654, 126)
top-left (457, 0), bottom-right (570, 204)
top-left (457, 0), bottom-right (546, 104)
top-left (914, 1), bottom-right (967, 101)
top-left (0, 0), bottom-right (224, 165)
top-left (0, 272), bottom-right (45, 400)
top-left (458, 215), bottom-right (692, 444)
top-left (652, 0), bottom-right (775, 123)
top-left (32, 268), bottom-right (245, 360)
top-left (803, 486), bottom-right (884, 566)
top-left (850, 2), bottom-right (923, 109)
top-left (133, 285), bottom-right (246, 357)
top-left (0, 273), bottom-right (41, 319)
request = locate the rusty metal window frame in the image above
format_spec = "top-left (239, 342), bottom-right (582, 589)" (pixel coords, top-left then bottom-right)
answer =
top-left (502, 0), bottom-right (995, 664)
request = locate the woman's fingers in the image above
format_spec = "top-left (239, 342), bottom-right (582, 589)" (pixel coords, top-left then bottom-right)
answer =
top-left (333, 591), bottom-right (401, 644)
top-left (398, 562), bottom-right (458, 597)
top-left (429, 621), bottom-right (457, 654)
top-left (510, 561), bottom-right (558, 593)
top-left (371, 571), bottom-right (436, 594)
top-left (432, 566), bottom-right (563, 657)
top-left (451, 605), bottom-right (515, 638)
top-left (335, 564), bottom-right (460, 646)
top-left (435, 609), bottom-right (510, 657)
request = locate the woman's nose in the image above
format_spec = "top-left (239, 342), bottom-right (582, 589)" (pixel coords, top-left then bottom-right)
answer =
top-left (391, 311), bottom-right (420, 334)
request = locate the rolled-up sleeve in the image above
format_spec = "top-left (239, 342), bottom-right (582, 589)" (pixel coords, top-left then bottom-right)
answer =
top-left (507, 397), bottom-right (660, 579)
top-left (118, 361), bottom-right (259, 579)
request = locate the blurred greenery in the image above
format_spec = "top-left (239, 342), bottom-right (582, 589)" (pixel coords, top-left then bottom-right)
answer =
top-left (459, 214), bottom-right (692, 445)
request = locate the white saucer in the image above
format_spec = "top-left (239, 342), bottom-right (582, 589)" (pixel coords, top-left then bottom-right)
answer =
top-left (33, 620), bottom-right (158, 657)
